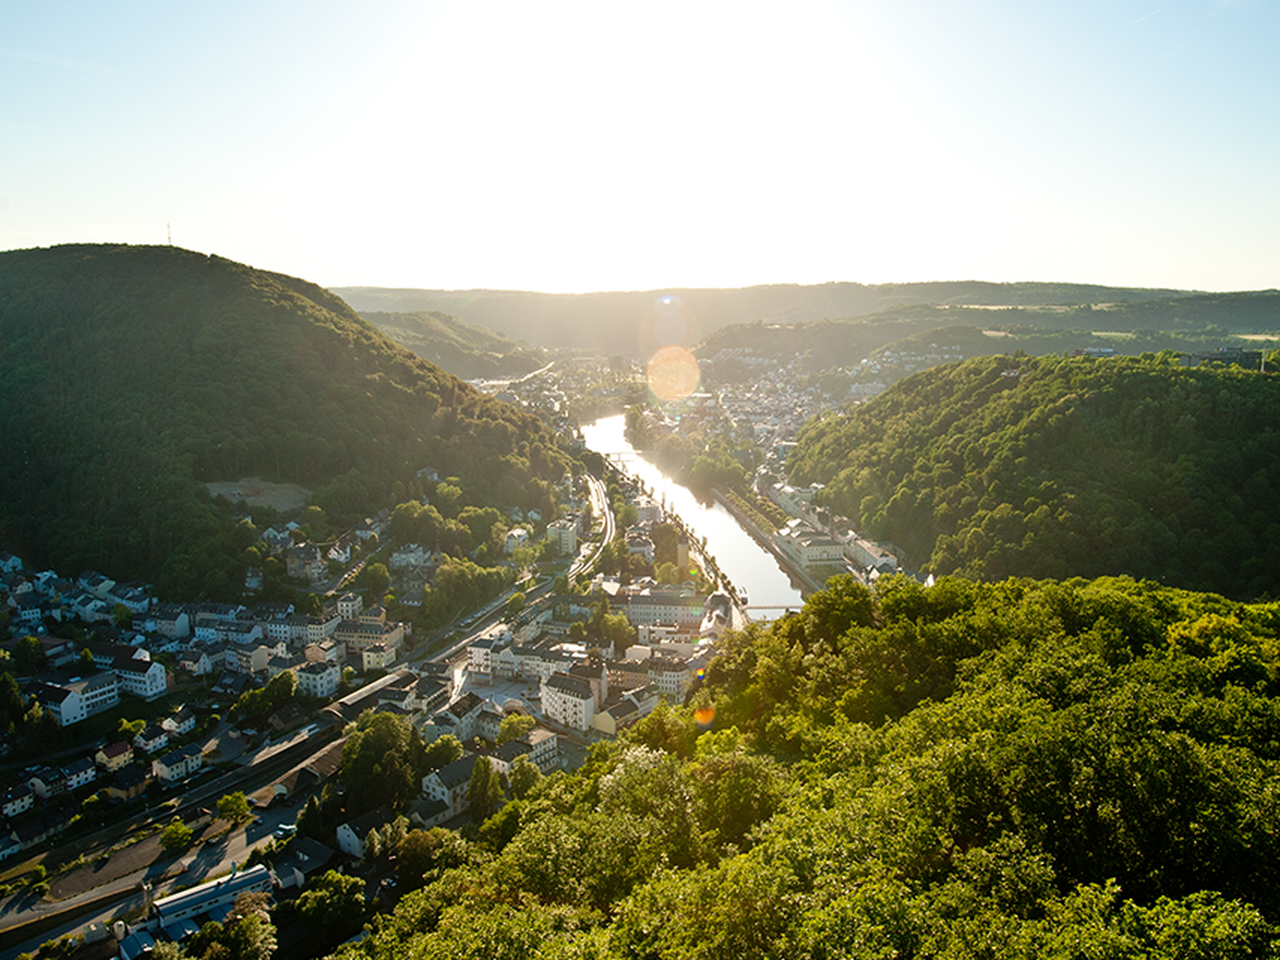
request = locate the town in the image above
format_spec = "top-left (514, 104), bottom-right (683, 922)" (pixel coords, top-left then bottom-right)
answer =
top-left (0, 441), bottom-right (778, 958)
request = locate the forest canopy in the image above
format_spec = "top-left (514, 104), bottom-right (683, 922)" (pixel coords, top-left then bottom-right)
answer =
top-left (340, 573), bottom-right (1280, 959)
top-left (788, 353), bottom-right (1280, 598)
top-left (0, 244), bottom-right (570, 598)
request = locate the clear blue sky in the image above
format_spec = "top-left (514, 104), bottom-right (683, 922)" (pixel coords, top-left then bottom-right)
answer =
top-left (2, 0), bottom-right (1277, 293)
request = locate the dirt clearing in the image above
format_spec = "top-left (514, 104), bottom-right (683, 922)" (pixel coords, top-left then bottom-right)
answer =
top-left (205, 477), bottom-right (310, 513)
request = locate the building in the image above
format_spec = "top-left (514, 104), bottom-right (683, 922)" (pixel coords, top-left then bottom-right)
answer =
top-left (28, 672), bottom-right (119, 726)
top-left (540, 673), bottom-right (596, 731)
top-left (545, 518), bottom-right (577, 557)
top-left (336, 807), bottom-right (391, 859)
top-left (161, 706), bottom-right (197, 736)
top-left (421, 754), bottom-right (480, 818)
top-left (153, 743), bottom-right (203, 784)
top-left (152, 865), bottom-right (274, 926)
top-left (112, 656), bottom-right (168, 700)
top-left (95, 741), bottom-right (134, 772)
top-left (297, 661), bottom-right (340, 699)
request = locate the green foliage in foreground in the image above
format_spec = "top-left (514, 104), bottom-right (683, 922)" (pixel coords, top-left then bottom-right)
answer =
top-left (789, 353), bottom-right (1280, 597)
top-left (339, 574), bottom-right (1280, 959)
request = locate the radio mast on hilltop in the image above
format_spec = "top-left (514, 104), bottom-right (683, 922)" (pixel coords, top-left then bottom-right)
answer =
top-left (167, 222), bottom-right (172, 245)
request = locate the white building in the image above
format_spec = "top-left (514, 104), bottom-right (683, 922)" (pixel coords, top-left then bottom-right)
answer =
top-left (297, 661), bottom-right (340, 698)
top-left (540, 673), bottom-right (596, 731)
top-left (545, 518), bottom-right (578, 557)
top-left (29, 673), bottom-right (119, 726)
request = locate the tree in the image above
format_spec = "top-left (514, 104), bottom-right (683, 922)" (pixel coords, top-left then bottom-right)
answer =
top-left (217, 791), bottom-right (252, 824)
top-left (506, 591), bottom-right (527, 618)
top-left (469, 756), bottom-right (501, 823)
top-left (397, 827), bottom-right (470, 889)
top-left (78, 648), bottom-right (97, 671)
top-left (298, 794), bottom-right (327, 840)
top-left (290, 869), bottom-right (366, 947)
top-left (509, 754), bottom-right (543, 800)
top-left (383, 814), bottom-right (410, 851)
top-left (119, 717), bottom-right (146, 740)
top-left (365, 827), bottom-right (382, 861)
top-left (496, 713), bottom-right (535, 745)
top-left (423, 733), bottom-right (464, 771)
top-left (340, 710), bottom-right (425, 814)
top-left (13, 636), bottom-right (45, 674)
top-left (189, 891), bottom-right (276, 960)
top-left (161, 819), bottom-right (193, 852)
top-left (365, 562), bottom-right (391, 599)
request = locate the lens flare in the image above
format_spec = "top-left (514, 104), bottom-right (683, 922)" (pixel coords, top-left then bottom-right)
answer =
top-left (693, 705), bottom-right (716, 727)
top-left (647, 345), bottom-right (700, 404)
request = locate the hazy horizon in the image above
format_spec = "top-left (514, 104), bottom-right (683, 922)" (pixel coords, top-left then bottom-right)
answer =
top-left (4, 1), bottom-right (1278, 295)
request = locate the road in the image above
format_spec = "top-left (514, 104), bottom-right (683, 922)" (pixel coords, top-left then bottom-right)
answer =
top-left (0, 797), bottom-right (304, 955)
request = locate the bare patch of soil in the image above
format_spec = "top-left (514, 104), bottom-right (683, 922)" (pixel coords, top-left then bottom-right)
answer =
top-left (205, 476), bottom-right (310, 513)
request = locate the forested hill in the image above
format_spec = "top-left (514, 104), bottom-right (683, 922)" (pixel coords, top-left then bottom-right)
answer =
top-left (788, 354), bottom-right (1280, 598)
top-left (360, 310), bottom-right (546, 379)
top-left (332, 280), bottom-right (1190, 354)
top-left (339, 574), bottom-right (1280, 958)
top-left (0, 244), bottom-right (570, 598)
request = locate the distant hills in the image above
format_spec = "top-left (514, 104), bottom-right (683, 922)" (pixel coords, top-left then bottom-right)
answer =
top-left (332, 281), bottom-right (1198, 355)
top-left (788, 353), bottom-right (1280, 598)
top-left (0, 244), bottom-right (570, 598)
top-left (359, 310), bottom-right (547, 380)
top-left (695, 291), bottom-right (1280, 376)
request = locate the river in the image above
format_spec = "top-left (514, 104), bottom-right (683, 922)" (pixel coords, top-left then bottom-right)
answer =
top-left (580, 414), bottom-right (805, 620)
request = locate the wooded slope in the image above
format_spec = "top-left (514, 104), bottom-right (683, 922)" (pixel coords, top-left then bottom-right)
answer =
top-left (340, 574), bottom-right (1280, 959)
top-left (0, 244), bottom-right (568, 598)
top-left (788, 355), bottom-right (1280, 597)
top-left (361, 310), bottom-right (546, 379)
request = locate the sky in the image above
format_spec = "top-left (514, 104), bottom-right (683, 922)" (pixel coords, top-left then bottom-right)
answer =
top-left (2, 0), bottom-right (1277, 294)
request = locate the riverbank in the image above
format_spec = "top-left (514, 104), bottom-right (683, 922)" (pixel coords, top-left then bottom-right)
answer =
top-left (580, 415), bottom-right (803, 616)
top-left (710, 488), bottom-right (825, 595)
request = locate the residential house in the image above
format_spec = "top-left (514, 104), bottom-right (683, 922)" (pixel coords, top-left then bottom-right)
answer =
top-left (178, 649), bottom-right (214, 676)
top-left (275, 837), bottom-right (335, 890)
top-left (64, 757), bottom-right (98, 791)
top-left (161, 706), bottom-right (197, 737)
top-left (134, 723), bottom-right (169, 755)
top-left (153, 743), bottom-right (203, 784)
top-left (421, 754), bottom-right (480, 819)
top-left (28, 767), bottom-right (68, 799)
top-left (360, 643), bottom-right (396, 673)
top-left (336, 807), bottom-right (392, 859)
top-left (95, 741), bottom-right (134, 772)
top-left (297, 661), bottom-right (340, 699)
top-left (2, 783), bottom-right (34, 819)
top-left (106, 766), bottom-right (149, 801)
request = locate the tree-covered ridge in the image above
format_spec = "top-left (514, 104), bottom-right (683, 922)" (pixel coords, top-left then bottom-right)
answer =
top-left (341, 575), bottom-right (1280, 959)
top-left (787, 354), bottom-right (1280, 597)
top-left (361, 309), bottom-right (547, 379)
top-left (0, 244), bottom-right (570, 598)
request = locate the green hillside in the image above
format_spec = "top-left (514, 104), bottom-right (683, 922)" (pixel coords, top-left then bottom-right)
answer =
top-left (338, 574), bottom-right (1280, 959)
top-left (361, 309), bottom-right (547, 379)
top-left (333, 280), bottom-right (1192, 354)
top-left (0, 244), bottom-right (570, 598)
top-left (788, 354), bottom-right (1280, 597)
